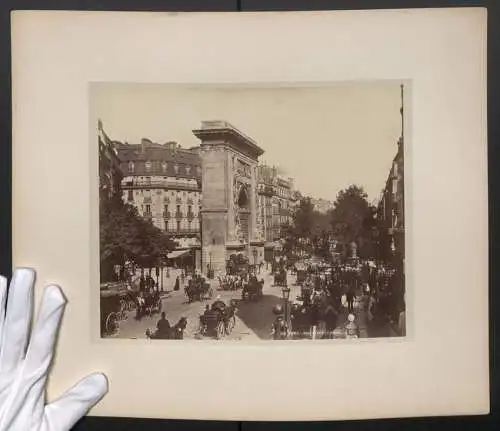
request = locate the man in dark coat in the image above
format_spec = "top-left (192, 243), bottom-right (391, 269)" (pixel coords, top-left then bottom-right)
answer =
top-left (156, 312), bottom-right (171, 339)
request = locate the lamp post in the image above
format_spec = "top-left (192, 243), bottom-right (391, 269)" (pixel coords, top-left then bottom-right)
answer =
top-left (208, 251), bottom-right (213, 278)
top-left (155, 264), bottom-right (160, 293)
top-left (160, 261), bottom-right (164, 292)
top-left (252, 248), bottom-right (258, 270)
top-left (281, 285), bottom-right (291, 337)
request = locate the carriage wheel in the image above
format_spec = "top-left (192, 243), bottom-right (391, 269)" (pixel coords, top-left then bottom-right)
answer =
top-left (105, 312), bottom-right (118, 334)
top-left (226, 315), bottom-right (236, 334)
top-left (208, 287), bottom-right (214, 299)
top-left (216, 321), bottom-right (226, 340)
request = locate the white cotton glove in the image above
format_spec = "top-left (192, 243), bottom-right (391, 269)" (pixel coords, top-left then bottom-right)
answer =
top-left (0, 268), bottom-right (108, 431)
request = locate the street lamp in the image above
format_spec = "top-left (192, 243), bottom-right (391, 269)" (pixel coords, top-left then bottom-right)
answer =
top-left (281, 285), bottom-right (291, 337)
top-left (252, 248), bottom-right (258, 267)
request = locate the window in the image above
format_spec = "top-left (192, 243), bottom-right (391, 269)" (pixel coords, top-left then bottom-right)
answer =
top-left (145, 161), bottom-right (152, 172)
top-left (145, 204), bottom-right (151, 214)
top-left (161, 161), bottom-right (167, 172)
top-left (176, 220), bottom-right (181, 232)
top-left (174, 164), bottom-right (179, 174)
top-left (127, 190), bottom-right (133, 201)
top-left (177, 205), bottom-right (181, 214)
top-left (188, 221), bottom-right (192, 230)
top-left (128, 161), bottom-right (135, 173)
top-left (188, 205), bottom-right (192, 214)
top-left (186, 165), bottom-right (191, 175)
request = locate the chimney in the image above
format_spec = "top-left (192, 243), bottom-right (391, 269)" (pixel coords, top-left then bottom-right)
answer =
top-left (140, 138), bottom-right (149, 153)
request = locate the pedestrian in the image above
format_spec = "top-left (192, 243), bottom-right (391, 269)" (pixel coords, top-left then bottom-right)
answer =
top-left (346, 286), bottom-right (355, 313)
top-left (156, 312), bottom-right (171, 339)
top-left (174, 275), bottom-right (180, 291)
top-left (323, 302), bottom-right (338, 338)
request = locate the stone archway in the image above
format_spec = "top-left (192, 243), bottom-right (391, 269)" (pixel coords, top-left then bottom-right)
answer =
top-left (236, 185), bottom-right (251, 244)
top-left (193, 120), bottom-right (265, 276)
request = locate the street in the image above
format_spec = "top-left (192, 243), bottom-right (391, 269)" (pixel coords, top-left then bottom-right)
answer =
top-left (109, 268), bottom-right (302, 341)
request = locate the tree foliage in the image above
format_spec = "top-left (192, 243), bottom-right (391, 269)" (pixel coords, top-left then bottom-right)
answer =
top-left (330, 185), bottom-right (378, 259)
top-left (283, 197), bottom-right (332, 258)
top-left (100, 194), bottom-right (175, 281)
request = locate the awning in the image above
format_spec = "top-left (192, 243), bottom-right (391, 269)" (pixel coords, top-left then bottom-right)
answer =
top-left (167, 249), bottom-right (191, 259)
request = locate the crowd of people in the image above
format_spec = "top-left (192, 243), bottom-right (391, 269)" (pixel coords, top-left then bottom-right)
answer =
top-left (273, 257), bottom-right (406, 339)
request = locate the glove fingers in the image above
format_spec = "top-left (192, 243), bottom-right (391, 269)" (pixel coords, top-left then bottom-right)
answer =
top-left (42, 373), bottom-right (108, 431)
top-left (0, 268), bottom-right (34, 373)
top-left (0, 275), bottom-right (7, 340)
top-left (23, 284), bottom-right (66, 377)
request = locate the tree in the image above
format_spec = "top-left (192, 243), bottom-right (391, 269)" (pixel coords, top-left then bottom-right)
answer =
top-left (282, 197), bottom-right (333, 258)
top-left (99, 194), bottom-right (175, 282)
top-left (330, 185), bottom-right (378, 259)
top-left (293, 197), bottom-right (316, 238)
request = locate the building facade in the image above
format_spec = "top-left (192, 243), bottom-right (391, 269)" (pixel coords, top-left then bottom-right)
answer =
top-left (257, 164), bottom-right (296, 243)
top-left (311, 198), bottom-right (335, 214)
top-left (377, 85), bottom-right (405, 266)
top-left (114, 138), bottom-right (203, 252)
top-left (98, 120), bottom-right (122, 202)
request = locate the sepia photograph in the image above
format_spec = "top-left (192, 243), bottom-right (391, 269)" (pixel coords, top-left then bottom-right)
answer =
top-left (95, 82), bottom-right (407, 342)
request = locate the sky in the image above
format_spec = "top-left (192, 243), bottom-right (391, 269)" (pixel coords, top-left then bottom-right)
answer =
top-left (91, 82), bottom-right (403, 202)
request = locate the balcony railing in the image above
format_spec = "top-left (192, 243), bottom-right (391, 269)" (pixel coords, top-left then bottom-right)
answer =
top-left (166, 228), bottom-right (200, 235)
top-left (175, 197), bottom-right (182, 204)
top-left (143, 197), bottom-right (152, 203)
top-left (163, 211), bottom-right (171, 218)
top-left (187, 211), bottom-right (195, 219)
top-left (175, 211), bottom-right (183, 219)
top-left (187, 198), bottom-right (194, 205)
top-left (121, 180), bottom-right (201, 191)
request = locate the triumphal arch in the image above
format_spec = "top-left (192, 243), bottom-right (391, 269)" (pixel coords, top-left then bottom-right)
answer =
top-left (193, 121), bottom-right (265, 276)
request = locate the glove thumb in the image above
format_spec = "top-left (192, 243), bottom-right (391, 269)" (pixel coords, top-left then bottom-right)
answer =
top-left (41, 373), bottom-right (108, 431)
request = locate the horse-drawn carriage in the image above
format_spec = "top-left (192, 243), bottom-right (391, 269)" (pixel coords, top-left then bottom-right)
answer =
top-left (226, 253), bottom-right (250, 276)
top-left (273, 268), bottom-right (287, 287)
top-left (198, 299), bottom-right (237, 339)
top-left (145, 317), bottom-right (188, 340)
top-left (218, 274), bottom-right (244, 291)
top-left (185, 277), bottom-right (214, 303)
top-left (242, 277), bottom-right (264, 302)
top-left (135, 289), bottom-right (162, 320)
top-left (294, 262), bottom-right (307, 286)
top-left (100, 282), bottom-right (132, 336)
